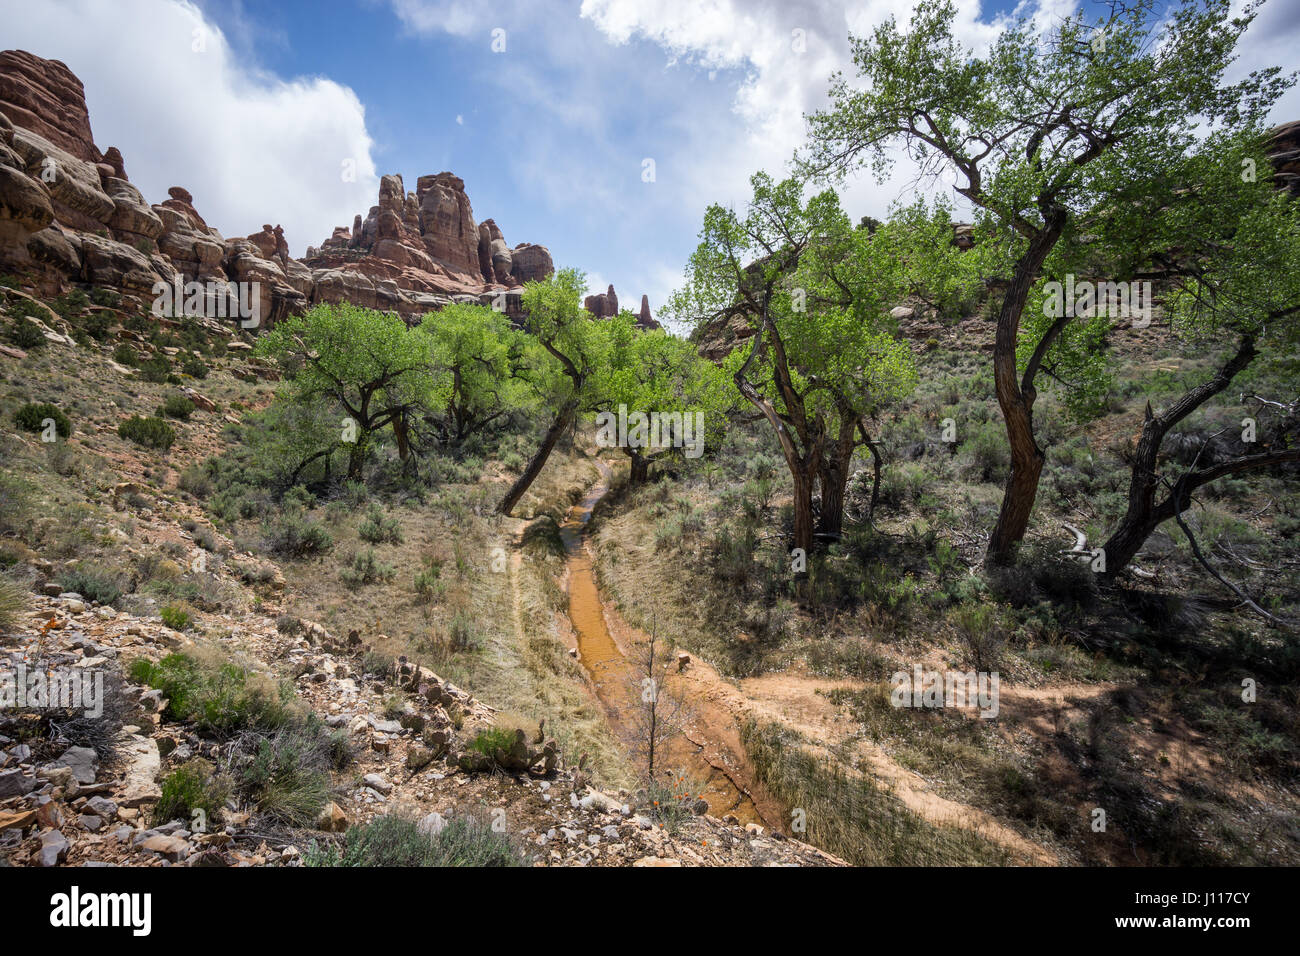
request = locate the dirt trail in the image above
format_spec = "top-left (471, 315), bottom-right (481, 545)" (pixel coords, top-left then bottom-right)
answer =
top-left (530, 461), bottom-right (1071, 862)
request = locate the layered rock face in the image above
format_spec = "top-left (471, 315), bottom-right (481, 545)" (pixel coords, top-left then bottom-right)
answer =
top-left (303, 172), bottom-right (554, 318)
top-left (0, 50), bottom-right (554, 325)
top-left (583, 283), bottom-right (659, 330)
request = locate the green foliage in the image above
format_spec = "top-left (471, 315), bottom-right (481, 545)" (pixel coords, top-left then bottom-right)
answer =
top-left (263, 513), bottom-right (333, 557)
top-left (304, 813), bottom-right (525, 867)
top-left (14, 402), bottom-right (72, 438)
top-left (58, 563), bottom-right (126, 605)
top-left (0, 573), bottom-right (27, 634)
top-left (415, 302), bottom-right (534, 444)
top-left (139, 355), bottom-right (171, 383)
top-left (340, 548), bottom-right (395, 587)
top-left (357, 503), bottom-right (403, 544)
top-left (237, 723), bottom-right (337, 826)
top-left (153, 759), bottom-right (230, 826)
top-left (112, 343), bottom-right (138, 366)
top-left (118, 415), bottom-right (176, 450)
top-left (129, 652), bottom-right (295, 735)
top-left (159, 604), bottom-right (192, 631)
top-left (181, 355), bottom-right (209, 379)
top-left (467, 726), bottom-right (516, 758)
top-left (158, 395), bottom-right (196, 420)
top-left (9, 318), bottom-right (45, 349)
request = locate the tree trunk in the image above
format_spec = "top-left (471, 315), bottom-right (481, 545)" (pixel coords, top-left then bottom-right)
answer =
top-left (346, 433), bottom-right (370, 481)
top-left (497, 398), bottom-right (578, 515)
top-left (393, 412), bottom-right (411, 462)
top-left (817, 410), bottom-right (858, 538)
top-left (627, 449), bottom-right (650, 485)
top-left (792, 465), bottom-right (815, 556)
top-left (1098, 336), bottom-right (1258, 582)
top-left (985, 216), bottom-right (1066, 565)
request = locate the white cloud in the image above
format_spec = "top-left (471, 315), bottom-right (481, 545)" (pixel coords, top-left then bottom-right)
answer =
top-left (0, 0), bottom-right (379, 256)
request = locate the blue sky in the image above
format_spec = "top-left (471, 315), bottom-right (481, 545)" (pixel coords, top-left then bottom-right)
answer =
top-left (3, 0), bottom-right (1298, 328)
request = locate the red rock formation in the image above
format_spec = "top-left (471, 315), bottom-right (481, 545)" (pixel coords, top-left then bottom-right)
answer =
top-left (584, 284), bottom-right (619, 318)
top-left (637, 294), bottom-right (660, 330)
top-left (0, 50), bottom-right (554, 324)
top-left (0, 51), bottom-right (99, 164)
top-left (1267, 120), bottom-right (1300, 198)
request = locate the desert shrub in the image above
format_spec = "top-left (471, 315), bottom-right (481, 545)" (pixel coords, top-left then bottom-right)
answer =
top-left (14, 402), bottom-right (72, 438)
top-left (0, 573), bottom-right (26, 634)
top-left (644, 772), bottom-right (707, 832)
top-left (181, 355), bottom-right (209, 379)
top-left (55, 289), bottom-right (89, 315)
top-left (9, 318), bottom-right (45, 349)
top-left (158, 395), bottom-right (196, 420)
top-left (283, 485), bottom-right (316, 511)
top-left (960, 421), bottom-right (1010, 483)
top-left (950, 604), bottom-right (1006, 673)
top-left (129, 652), bottom-right (294, 735)
top-left (305, 812), bottom-right (524, 867)
top-left (112, 344), bottom-right (138, 366)
top-left (177, 462), bottom-right (214, 499)
top-left (159, 604), bottom-right (193, 631)
top-left (467, 726), bottom-right (517, 759)
top-left (413, 563), bottom-right (444, 604)
top-left (361, 650), bottom-right (394, 678)
top-left (89, 287), bottom-right (119, 308)
top-left (340, 548), bottom-right (394, 587)
top-left (447, 609), bottom-right (480, 652)
top-left (153, 759), bottom-right (230, 826)
top-left (118, 415), bottom-right (176, 450)
top-left (358, 503), bottom-right (403, 544)
top-left (236, 721), bottom-right (343, 826)
top-left (263, 513), bottom-right (333, 557)
top-left (58, 563), bottom-right (127, 605)
top-left (139, 355), bottom-right (170, 383)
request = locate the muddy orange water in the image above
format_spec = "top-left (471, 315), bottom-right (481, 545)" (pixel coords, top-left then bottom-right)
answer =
top-left (560, 461), bottom-right (774, 828)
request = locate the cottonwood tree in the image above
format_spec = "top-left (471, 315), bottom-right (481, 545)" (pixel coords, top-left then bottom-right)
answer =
top-left (1093, 131), bottom-right (1300, 582)
top-left (668, 173), bottom-right (919, 551)
top-left (596, 311), bottom-right (735, 484)
top-left (798, 0), bottom-right (1291, 564)
top-left (414, 302), bottom-right (532, 447)
top-left (497, 268), bottom-right (610, 515)
top-left (255, 303), bottom-right (437, 481)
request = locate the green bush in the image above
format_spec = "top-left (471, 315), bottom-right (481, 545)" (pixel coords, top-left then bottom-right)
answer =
top-left (112, 344), bottom-right (138, 367)
top-left (129, 652), bottom-right (294, 735)
top-left (58, 563), bottom-right (126, 605)
top-left (358, 503), bottom-right (403, 544)
top-left (159, 604), bottom-right (192, 631)
top-left (158, 395), bottom-right (196, 420)
top-left (468, 726), bottom-right (517, 758)
top-left (89, 288), bottom-right (119, 308)
top-left (340, 548), bottom-right (395, 586)
top-left (0, 573), bottom-right (26, 634)
top-left (9, 318), bottom-right (46, 350)
top-left (304, 813), bottom-right (525, 867)
top-left (963, 422), bottom-right (1009, 483)
top-left (237, 724), bottom-right (337, 826)
top-left (413, 563), bottom-right (444, 604)
top-left (263, 514), bottom-right (333, 557)
top-left (181, 355), bottom-right (209, 379)
top-left (118, 415), bottom-right (176, 450)
top-left (139, 355), bottom-right (171, 383)
top-left (447, 609), bottom-right (480, 652)
top-left (14, 402), bottom-right (72, 438)
top-left (153, 759), bottom-right (230, 826)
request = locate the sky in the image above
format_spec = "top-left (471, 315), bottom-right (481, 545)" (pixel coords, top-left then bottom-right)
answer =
top-left (2, 0), bottom-right (1298, 329)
